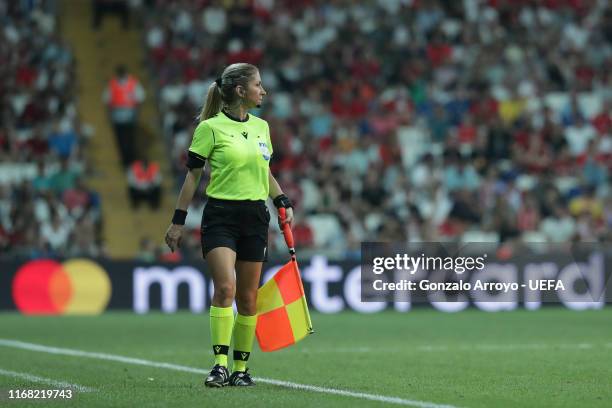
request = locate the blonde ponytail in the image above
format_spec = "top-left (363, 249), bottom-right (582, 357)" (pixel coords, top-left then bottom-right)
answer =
top-left (199, 82), bottom-right (223, 122)
top-left (199, 63), bottom-right (258, 122)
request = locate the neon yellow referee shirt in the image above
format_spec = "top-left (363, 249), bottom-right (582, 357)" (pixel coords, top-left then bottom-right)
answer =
top-left (188, 111), bottom-right (273, 201)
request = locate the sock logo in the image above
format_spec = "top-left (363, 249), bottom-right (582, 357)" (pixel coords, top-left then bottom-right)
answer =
top-left (213, 345), bottom-right (229, 355)
top-left (234, 350), bottom-right (250, 360)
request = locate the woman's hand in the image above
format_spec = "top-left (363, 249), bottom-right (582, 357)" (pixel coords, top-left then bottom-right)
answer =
top-left (165, 224), bottom-right (184, 252)
top-left (278, 207), bottom-right (294, 230)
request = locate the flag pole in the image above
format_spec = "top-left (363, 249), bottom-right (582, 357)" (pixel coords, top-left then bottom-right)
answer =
top-left (279, 208), bottom-right (314, 333)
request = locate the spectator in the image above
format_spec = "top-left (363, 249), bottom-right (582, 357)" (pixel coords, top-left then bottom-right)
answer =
top-left (444, 154), bottom-right (480, 192)
top-left (93, 0), bottom-right (130, 30)
top-left (517, 195), bottom-right (541, 232)
top-left (32, 160), bottom-right (53, 192)
top-left (63, 178), bottom-right (92, 214)
top-left (540, 204), bottom-right (577, 243)
top-left (127, 157), bottom-right (162, 209)
top-left (565, 116), bottom-right (597, 156)
top-left (137, 237), bottom-right (157, 262)
top-left (569, 187), bottom-right (604, 220)
top-left (103, 65), bottom-right (145, 167)
top-left (69, 214), bottom-right (100, 257)
top-left (48, 118), bottom-right (78, 159)
top-left (49, 158), bottom-right (79, 193)
top-left (40, 211), bottom-right (72, 253)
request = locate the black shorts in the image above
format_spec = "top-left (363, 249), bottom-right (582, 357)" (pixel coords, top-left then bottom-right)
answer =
top-left (201, 197), bottom-right (270, 262)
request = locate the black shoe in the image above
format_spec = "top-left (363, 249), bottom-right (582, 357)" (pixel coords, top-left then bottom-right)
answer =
top-left (204, 364), bottom-right (230, 387)
top-left (229, 369), bottom-right (255, 386)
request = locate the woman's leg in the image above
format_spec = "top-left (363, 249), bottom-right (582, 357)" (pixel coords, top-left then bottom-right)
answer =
top-left (232, 260), bottom-right (263, 373)
top-left (206, 247), bottom-right (236, 369)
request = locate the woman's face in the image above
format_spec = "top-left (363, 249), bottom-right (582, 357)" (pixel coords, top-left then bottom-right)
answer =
top-left (239, 70), bottom-right (266, 109)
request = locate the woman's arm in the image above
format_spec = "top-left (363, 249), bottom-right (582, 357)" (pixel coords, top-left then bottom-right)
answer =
top-left (268, 169), bottom-right (283, 200)
top-left (269, 169), bottom-right (294, 227)
top-left (165, 167), bottom-right (203, 252)
top-left (176, 167), bottom-right (202, 210)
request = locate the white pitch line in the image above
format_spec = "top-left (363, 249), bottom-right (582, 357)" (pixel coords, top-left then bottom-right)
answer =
top-left (0, 368), bottom-right (94, 392)
top-left (0, 339), bottom-right (458, 408)
top-left (299, 343), bottom-right (601, 353)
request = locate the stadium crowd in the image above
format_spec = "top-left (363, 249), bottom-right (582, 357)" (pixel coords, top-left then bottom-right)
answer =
top-left (2, 0), bottom-right (611, 261)
top-left (142, 0), bottom-right (611, 259)
top-left (0, 1), bottom-right (104, 258)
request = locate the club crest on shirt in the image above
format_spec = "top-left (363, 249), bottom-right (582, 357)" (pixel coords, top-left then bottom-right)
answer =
top-left (258, 142), bottom-right (270, 161)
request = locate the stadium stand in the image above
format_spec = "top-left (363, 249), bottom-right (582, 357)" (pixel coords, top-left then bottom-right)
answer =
top-left (143, 0), bottom-right (611, 259)
top-left (1, 0), bottom-right (610, 261)
top-left (0, 1), bottom-right (104, 257)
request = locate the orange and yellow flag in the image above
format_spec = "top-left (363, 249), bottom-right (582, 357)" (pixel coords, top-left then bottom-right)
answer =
top-left (255, 259), bottom-right (313, 352)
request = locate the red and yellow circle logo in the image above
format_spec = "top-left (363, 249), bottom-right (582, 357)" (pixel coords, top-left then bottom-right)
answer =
top-left (12, 259), bottom-right (111, 315)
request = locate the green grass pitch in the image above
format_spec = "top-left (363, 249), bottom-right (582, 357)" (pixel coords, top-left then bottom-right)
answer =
top-left (0, 308), bottom-right (611, 407)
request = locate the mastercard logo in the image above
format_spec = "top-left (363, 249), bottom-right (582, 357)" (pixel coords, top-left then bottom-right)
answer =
top-left (12, 259), bottom-right (111, 315)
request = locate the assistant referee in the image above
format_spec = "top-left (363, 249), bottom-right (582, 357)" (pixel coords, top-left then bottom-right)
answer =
top-left (164, 63), bottom-right (294, 387)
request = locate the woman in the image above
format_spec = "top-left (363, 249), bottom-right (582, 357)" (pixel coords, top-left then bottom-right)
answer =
top-left (164, 63), bottom-right (294, 387)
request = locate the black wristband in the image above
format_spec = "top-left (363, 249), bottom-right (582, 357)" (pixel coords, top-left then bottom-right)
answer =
top-left (172, 209), bottom-right (188, 225)
top-left (273, 194), bottom-right (293, 209)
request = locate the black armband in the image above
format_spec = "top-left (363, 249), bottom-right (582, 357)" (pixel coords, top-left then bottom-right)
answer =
top-left (273, 194), bottom-right (293, 209)
top-left (172, 209), bottom-right (188, 225)
top-left (186, 151), bottom-right (206, 169)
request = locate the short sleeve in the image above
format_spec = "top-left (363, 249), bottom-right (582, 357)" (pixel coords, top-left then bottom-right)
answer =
top-left (266, 122), bottom-right (273, 157)
top-left (189, 121), bottom-right (215, 159)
